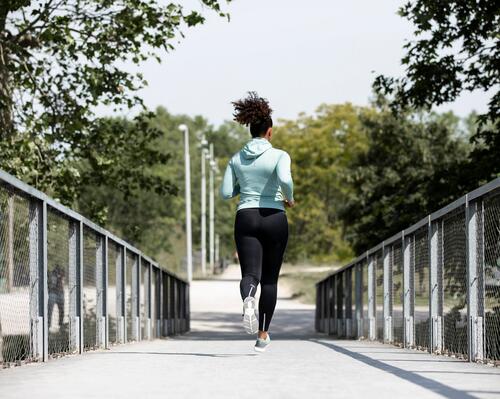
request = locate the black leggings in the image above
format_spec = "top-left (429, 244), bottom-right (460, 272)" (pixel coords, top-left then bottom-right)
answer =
top-left (234, 207), bottom-right (289, 331)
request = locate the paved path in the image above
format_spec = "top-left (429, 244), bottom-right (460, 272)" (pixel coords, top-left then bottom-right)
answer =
top-left (1, 265), bottom-right (500, 399)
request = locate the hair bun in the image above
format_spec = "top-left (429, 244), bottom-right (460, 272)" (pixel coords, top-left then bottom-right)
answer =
top-left (231, 91), bottom-right (273, 126)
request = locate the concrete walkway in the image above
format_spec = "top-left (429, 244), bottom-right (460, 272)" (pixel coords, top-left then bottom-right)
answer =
top-left (1, 265), bottom-right (500, 399)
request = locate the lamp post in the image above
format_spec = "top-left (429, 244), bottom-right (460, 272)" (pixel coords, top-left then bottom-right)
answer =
top-left (178, 124), bottom-right (192, 283)
top-left (200, 136), bottom-right (208, 276)
top-left (209, 143), bottom-right (216, 273)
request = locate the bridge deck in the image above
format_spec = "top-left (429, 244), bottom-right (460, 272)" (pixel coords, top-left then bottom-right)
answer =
top-left (1, 265), bottom-right (499, 399)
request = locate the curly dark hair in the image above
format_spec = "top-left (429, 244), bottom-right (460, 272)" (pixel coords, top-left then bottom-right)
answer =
top-left (231, 91), bottom-right (273, 137)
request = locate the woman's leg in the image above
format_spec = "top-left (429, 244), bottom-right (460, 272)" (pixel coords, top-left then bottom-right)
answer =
top-left (234, 209), bottom-right (262, 300)
top-left (259, 210), bottom-right (288, 332)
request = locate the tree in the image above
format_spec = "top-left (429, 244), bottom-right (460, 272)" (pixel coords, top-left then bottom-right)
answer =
top-left (273, 103), bottom-right (369, 264)
top-left (76, 107), bottom-right (247, 276)
top-left (341, 106), bottom-right (471, 253)
top-left (373, 0), bottom-right (499, 185)
top-left (0, 0), bottom-right (230, 202)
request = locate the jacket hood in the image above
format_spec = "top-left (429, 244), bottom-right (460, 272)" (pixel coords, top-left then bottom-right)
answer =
top-left (240, 138), bottom-right (272, 159)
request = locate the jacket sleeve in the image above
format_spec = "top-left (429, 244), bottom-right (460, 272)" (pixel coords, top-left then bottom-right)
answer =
top-left (276, 152), bottom-right (294, 201)
top-left (220, 159), bottom-right (240, 199)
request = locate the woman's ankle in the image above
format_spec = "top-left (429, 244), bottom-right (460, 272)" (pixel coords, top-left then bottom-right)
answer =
top-left (258, 330), bottom-right (268, 339)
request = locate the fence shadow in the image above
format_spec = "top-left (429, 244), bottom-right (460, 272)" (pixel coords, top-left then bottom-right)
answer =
top-left (180, 309), bottom-right (318, 341)
top-left (311, 339), bottom-right (478, 399)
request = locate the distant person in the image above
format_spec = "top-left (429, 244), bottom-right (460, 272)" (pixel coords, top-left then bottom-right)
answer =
top-left (220, 92), bottom-right (295, 352)
top-left (48, 264), bottom-right (66, 328)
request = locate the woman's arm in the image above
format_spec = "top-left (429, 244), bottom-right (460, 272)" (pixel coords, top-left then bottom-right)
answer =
top-left (276, 152), bottom-right (294, 201)
top-left (220, 159), bottom-right (240, 199)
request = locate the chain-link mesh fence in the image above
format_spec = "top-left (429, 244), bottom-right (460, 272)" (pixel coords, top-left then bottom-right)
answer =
top-left (483, 190), bottom-right (500, 362)
top-left (170, 275), bottom-right (177, 335)
top-left (344, 269), bottom-right (352, 337)
top-left (0, 170), bottom-right (190, 368)
top-left (336, 272), bottom-right (344, 336)
top-left (125, 251), bottom-right (135, 342)
top-left (374, 251), bottom-right (384, 341)
top-left (82, 227), bottom-right (98, 350)
top-left (107, 240), bottom-right (120, 345)
top-left (140, 260), bottom-right (149, 340)
top-left (151, 268), bottom-right (159, 339)
top-left (162, 272), bottom-right (170, 335)
top-left (314, 178), bottom-right (500, 364)
top-left (328, 276), bottom-right (336, 334)
top-left (350, 267), bottom-right (356, 338)
top-left (442, 207), bottom-right (468, 358)
top-left (413, 228), bottom-right (429, 350)
top-left (47, 208), bottom-right (73, 356)
top-left (362, 261), bottom-right (369, 338)
top-left (392, 243), bottom-right (404, 346)
top-left (0, 186), bottom-right (33, 365)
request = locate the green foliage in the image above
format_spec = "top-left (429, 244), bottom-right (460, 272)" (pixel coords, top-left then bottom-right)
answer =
top-left (0, 0), bottom-right (230, 204)
top-left (76, 107), bottom-right (247, 276)
top-left (273, 103), bottom-right (369, 264)
top-left (374, 0), bottom-right (498, 119)
top-left (373, 0), bottom-right (499, 185)
top-left (341, 106), bottom-right (471, 253)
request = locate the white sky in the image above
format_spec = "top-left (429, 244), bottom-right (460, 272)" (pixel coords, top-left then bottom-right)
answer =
top-left (107, 0), bottom-right (490, 125)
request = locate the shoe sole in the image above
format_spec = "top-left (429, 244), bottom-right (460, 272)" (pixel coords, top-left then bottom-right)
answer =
top-left (254, 342), bottom-right (270, 353)
top-left (243, 309), bottom-right (258, 334)
top-left (253, 342), bottom-right (271, 353)
top-left (243, 302), bottom-right (258, 334)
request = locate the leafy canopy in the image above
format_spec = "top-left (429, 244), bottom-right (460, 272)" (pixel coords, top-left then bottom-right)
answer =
top-left (374, 0), bottom-right (499, 126)
top-left (0, 0), bottom-right (230, 205)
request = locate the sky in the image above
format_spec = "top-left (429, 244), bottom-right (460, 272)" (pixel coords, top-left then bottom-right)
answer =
top-left (105, 0), bottom-right (490, 125)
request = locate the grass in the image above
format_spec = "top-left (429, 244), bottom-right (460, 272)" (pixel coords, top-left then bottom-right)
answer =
top-left (279, 263), bottom-right (339, 305)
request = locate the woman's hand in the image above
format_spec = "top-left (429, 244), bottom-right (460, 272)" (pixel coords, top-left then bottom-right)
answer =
top-left (284, 199), bottom-right (295, 208)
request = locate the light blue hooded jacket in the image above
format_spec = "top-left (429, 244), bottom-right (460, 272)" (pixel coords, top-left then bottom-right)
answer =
top-left (220, 137), bottom-right (294, 211)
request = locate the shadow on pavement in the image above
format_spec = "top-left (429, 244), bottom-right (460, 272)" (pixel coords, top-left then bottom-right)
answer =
top-left (311, 339), bottom-right (478, 399)
top-left (181, 309), bottom-right (318, 341)
top-left (101, 351), bottom-right (258, 358)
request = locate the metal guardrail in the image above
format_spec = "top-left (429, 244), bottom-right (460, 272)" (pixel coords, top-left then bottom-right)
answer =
top-left (316, 177), bottom-right (500, 364)
top-left (0, 169), bottom-right (190, 367)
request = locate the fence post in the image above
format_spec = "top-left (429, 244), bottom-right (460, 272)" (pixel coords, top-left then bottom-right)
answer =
top-left (96, 235), bottom-right (106, 348)
top-left (186, 282), bottom-right (190, 332)
top-left (148, 262), bottom-right (153, 340)
top-left (331, 276), bottom-right (337, 335)
top-left (345, 270), bottom-right (353, 337)
top-left (355, 263), bottom-right (363, 338)
top-left (403, 233), bottom-right (414, 348)
top-left (335, 275), bottom-right (342, 336)
top-left (103, 236), bottom-right (109, 348)
top-left (134, 255), bottom-right (140, 341)
top-left (170, 276), bottom-right (176, 335)
top-left (429, 217), bottom-right (442, 354)
top-left (466, 196), bottom-right (483, 362)
top-left (368, 256), bottom-right (376, 340)
top-left (165, 275), bottom-right (170, 335)
top-left (77, 221), bottom-right (84, 354)
top-left (383, 244), bottom-right (392, 343)
top-left (29, 200), bottom-right (44, 361)
top-left (159, 269), bottom-right (163, 337)
top-left (117, 246), bottom-right (125, 343)
top-left (68, 221), bottom-right (80, 353)
top-left (325, 279), bottom-right (331, 334)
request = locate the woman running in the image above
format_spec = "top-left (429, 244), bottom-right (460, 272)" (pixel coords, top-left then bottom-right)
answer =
top-left (220, 92), bottom-right (295, 352)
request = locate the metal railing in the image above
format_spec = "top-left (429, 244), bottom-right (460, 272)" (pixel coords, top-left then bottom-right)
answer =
top-left (316, 177), bottom-right (500, 364)
top-left (0, 169), bottom-right (190, 368)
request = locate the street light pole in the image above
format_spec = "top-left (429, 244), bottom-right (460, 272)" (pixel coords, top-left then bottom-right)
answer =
top-left (209, 143), bottom-right (215, 273)
top-left (178, 124), bottom-right (192, 283)
top-left (200, 136), bottom-right (208, 276)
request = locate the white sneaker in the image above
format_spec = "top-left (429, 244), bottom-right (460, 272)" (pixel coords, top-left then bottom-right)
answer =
top-left (242, 296), bottom-right (258, 334)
